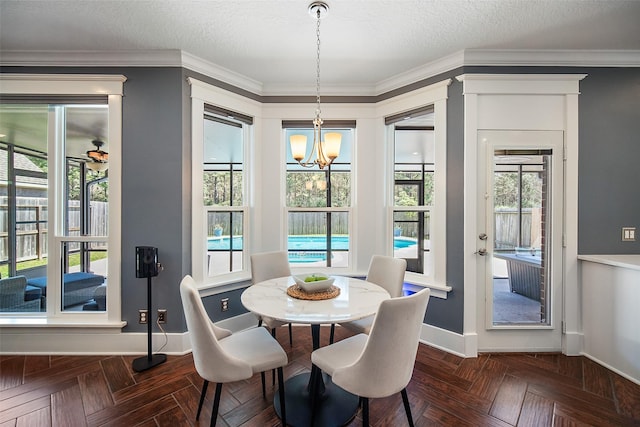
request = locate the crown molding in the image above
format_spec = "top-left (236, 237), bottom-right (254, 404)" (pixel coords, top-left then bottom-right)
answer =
top-left (375, 50), bottom-right (466, 95)
top-left (375, 49), bottom-right (640, 95)
top-left (180, 51), bottom-right (263, 95)
top-left (463, 49), bottom-right (640, 68)
top-left (0, 49), bottom-right (265, 95)
top-left (261, 82), bottom-right (375, 97)
top-left (0, 49), bottom-right (184, 67)
top-left (1, 49), bottom-right (638, 97)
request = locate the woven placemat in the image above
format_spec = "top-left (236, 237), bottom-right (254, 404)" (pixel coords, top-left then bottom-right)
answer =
top-left (287, 284), bottom-right (340, 300)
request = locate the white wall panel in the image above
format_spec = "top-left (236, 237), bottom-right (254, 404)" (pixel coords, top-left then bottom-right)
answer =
top-left (477, 94), bottom-right (565, 130)
top-left (580, 257), bottom-right (640, 384)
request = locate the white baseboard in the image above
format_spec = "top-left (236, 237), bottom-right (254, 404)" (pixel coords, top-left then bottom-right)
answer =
top-left (0, 313), bottom-right (260, 356)
top-left (1, 314), bottom-right (472, 359)
top-left (563, 331), bottom-right (583, 356)
top-left (419, 323), bottom-right (470, 357)
top-left (581, 352), bottom-right (640, 386)
top-left (0, 329), bottom-right (189, 356)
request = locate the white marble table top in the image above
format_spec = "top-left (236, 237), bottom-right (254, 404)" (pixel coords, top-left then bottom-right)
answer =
top-left (241, 275), bottom-right (390, 325)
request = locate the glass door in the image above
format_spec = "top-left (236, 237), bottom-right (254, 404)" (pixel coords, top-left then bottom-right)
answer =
top-left (476, 130), bottom-right (563, 351)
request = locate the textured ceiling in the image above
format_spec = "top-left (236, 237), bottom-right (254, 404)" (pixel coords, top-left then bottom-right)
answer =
top-left (1, 0), bottom-right (639, 93)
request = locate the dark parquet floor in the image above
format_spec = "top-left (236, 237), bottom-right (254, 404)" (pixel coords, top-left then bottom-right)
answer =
top-left (1, 325), bottom-right (639, 426)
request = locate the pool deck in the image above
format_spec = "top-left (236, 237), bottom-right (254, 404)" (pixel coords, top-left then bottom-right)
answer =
top-left (206, 238), bottom-right (425, 277)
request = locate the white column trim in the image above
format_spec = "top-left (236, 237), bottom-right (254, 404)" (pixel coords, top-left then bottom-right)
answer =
top-left (456, 73), bottom-right (586, 356)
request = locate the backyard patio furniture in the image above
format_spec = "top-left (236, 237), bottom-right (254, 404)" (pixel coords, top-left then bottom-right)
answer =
top-left (27, 272), bottom-right (105, 308)
top-left (494, 252), bottom-right (542, 301)
top-left (82, 284), bottom-right (107, 311)
top-left (1, 276), bottom-right (43, 312)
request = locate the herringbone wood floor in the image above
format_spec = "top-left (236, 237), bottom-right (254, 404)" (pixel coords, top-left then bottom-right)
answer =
top-left (1, 325), bottom-right (639, 427)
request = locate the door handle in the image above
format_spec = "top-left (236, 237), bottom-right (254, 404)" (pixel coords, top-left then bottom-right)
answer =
top-left (475, 248), bottom-right (487, 256)
top-left (479, 233), bottom-right (488, 240)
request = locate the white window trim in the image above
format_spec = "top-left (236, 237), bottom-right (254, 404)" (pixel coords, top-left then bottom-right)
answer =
top-left (0, 74), bottom-right (125, 326)
top-left (188, 78), bottom-right (261, 289)
top-left (378, 79), bottom-right (453, 298)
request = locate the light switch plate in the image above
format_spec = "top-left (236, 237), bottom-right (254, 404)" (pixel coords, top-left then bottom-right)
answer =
top-left (622, 227), bottom-right (636, 242)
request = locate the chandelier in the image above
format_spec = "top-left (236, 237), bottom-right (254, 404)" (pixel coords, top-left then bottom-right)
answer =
top-left (86, 139), bottom-right (109, 171)
top-left (289, 1), bottom-right (342, 169)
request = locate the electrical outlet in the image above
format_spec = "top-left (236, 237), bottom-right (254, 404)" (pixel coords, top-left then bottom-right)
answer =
top-left (221, 298), bottom-right (229, 312)
top-left (139, 309), bottom-right (148, 324)
top-left (157, 309), bottom-right (167, 324)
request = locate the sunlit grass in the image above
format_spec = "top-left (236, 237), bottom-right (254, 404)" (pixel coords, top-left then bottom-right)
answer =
top-left (0, 252), bottom-right (107, 278)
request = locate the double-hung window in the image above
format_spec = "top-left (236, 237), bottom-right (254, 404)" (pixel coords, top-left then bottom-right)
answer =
top-left (0, 74), bottom-right (124, 321)
top-left (284, 122), bottom-right (353, 269)
top-left (189, 77), bottom-right (258, 286)
top-left (203, 107), bottom-right (248, 278)
top-left (393, 122), bottom-right (435, 278)
top-left (387, 104), bottom-right (447, 291)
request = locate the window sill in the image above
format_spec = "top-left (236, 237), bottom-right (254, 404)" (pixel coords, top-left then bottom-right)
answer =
top-left (403, 273), bottom-right (452, 299)
top-left (0, 317), bottom-right (127, 329)
top-left (197, 272), bottom-right (252, 297)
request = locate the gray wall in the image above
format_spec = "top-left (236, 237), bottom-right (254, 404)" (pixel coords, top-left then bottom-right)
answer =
top-left (3, 65), bottom-right (638, 338)
top-left (578, 68), bottom-right (640, 254)
top-left (119, 67), bottom-right (187, 332)
top-left (440, 73), bottom-right (465, 333)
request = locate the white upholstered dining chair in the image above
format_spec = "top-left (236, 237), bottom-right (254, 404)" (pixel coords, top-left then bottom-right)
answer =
top-left (330, 255), bottom-right (407, 343)
top-left (311, 288), bottom-right (430, 426)
top-left (250, 251), bottom-right (294, 346)
top-left (180, 275), bottom-right (288, 427)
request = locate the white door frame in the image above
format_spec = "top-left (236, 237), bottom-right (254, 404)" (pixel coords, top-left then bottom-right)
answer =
top-left (457, 74), bottom-right (586, 357)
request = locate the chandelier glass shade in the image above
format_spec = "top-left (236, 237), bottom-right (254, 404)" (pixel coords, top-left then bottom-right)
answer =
top-left (289, 1), bottom-right (341, 169)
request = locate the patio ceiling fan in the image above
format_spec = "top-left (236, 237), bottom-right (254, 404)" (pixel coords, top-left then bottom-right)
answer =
top-left (86, 138), bottom-right (109, 172)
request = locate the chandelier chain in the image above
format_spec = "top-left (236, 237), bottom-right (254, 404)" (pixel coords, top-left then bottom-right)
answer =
top-left (288, 2), bottom-right (340, 170)
top-left (315, 6), bottom-right (322, 119)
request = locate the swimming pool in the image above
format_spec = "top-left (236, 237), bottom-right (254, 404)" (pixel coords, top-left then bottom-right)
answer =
top-left (207, 235), bottom-right (417, 252)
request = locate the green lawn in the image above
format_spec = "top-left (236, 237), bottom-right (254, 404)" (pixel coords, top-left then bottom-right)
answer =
top-left (1, 252), bottom-right (107, 278)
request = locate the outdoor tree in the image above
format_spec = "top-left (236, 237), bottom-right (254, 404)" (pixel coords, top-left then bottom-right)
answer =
top-left (494, 172), bottom-right (541, 209)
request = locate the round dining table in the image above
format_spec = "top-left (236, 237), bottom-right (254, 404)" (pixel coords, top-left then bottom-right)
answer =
top-left (241, 275), bottom-right (390, 427)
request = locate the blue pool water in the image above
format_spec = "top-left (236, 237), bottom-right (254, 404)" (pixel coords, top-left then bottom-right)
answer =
top-left (207, 235), bottom-right (417, 261)
top-left (393, 238), bottom-right (418, 249)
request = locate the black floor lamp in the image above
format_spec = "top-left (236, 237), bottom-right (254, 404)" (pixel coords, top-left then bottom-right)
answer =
top-left (132, 246), bottom-right (167, 372)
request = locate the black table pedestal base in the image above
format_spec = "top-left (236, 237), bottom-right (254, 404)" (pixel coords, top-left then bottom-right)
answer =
top-left (274, 372), bottom-right (359, 427)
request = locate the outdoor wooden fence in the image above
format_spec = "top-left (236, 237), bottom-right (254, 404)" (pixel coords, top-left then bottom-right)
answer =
top-left (0, 197), bottom-right (108, 263)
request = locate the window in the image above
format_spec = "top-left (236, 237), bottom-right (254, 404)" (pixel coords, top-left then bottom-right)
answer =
top-left (493, 161), bottom-right (545, 251)
top-left (1, 142), bottom-right (49, 313)
top-left (393, 125), bottom-right (435, 277)
top-left (385, 99), bottom-right (448, 292)
top-left (203, 113), bottom-right (247, 277)
top-left (284, 124), bottom-right (353, 269)
top-left (1, 105), bottom-right (109, 313)
top-left (0, 74), bottom-right (124, 322)
top-left (189, 78), bottom-right (259, 286)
